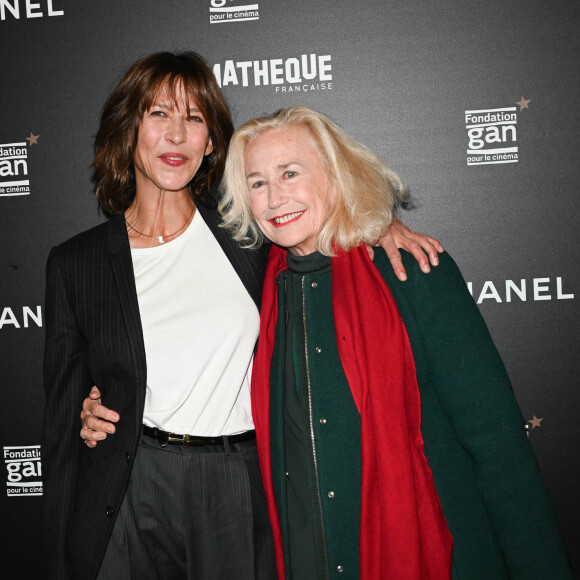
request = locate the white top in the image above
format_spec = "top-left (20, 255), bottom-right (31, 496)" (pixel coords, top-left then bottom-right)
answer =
top-left (130, 210), bottom-right (260, 436)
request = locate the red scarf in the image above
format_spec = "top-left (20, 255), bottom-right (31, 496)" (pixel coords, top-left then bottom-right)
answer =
top-left (252, 243), bottom-right (453, 579)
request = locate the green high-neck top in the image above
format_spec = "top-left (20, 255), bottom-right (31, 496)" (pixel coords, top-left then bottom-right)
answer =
top-left (272, 250), bottom-right (362, 580)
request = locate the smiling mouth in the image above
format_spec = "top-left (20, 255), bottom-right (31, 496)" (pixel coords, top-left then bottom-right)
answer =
top-left (160, 154), bottom-right (188, 163)
top-left (270, 211), bottom-right (305, 226)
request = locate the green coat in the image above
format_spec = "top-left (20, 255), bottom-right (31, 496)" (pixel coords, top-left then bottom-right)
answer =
top-left (270, 249), bottom-right (571, 579)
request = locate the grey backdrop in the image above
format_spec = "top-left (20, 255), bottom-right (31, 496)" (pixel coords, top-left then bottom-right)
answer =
top-left (1, 0), bottom-right (578, 576)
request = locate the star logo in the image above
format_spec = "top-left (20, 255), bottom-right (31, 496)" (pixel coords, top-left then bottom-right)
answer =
top-left (516, 97), bottom-right (531, 111)
top-left (528, 415), bottom-right (543, 429)
top-left (26, 132), bottom-right (40, 145)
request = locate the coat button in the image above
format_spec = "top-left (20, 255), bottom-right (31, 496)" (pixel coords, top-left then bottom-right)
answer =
top-left (125, 452), bottom-right (132, 463)
top-left (328, 491), bottom-right (335, 498)
top-left (106, 506), bottom-right (115, 518)
top-left (315, 346), bottom-right (322, 353)
top-left (337, 565), bottom-right (344, 572)
top-left (320, 418), bottom-right (327, 425)
top-left (311, 281), bottom-right (318, 288)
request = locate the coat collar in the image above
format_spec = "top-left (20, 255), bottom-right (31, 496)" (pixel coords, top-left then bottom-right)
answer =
top-left (104, 214), bottom-right (147, 411)
top-left (105, 213), bottom-right (129, 255)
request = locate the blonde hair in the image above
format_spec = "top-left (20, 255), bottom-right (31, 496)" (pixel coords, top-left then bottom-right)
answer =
top-left (219, 106), bottom-right (406, 255)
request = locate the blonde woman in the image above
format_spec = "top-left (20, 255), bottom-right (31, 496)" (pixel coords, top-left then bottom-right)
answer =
top-left (219, 106), bottom-right (572, 579)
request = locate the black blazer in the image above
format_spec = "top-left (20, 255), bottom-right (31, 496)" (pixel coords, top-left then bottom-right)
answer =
top-left (41, 196), bottom-right (268, 580)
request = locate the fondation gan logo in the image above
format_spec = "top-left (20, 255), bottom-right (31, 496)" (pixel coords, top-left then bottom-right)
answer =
top-left (4, 445), bottom-right (43, 497)
top-left (0, 132), bottom-right (39, 197)
top-left (209, 0), bottom-right (259, 24)
top-left (465, 97), bottom-right (531, 166)
top-left (213, 54), bottom-right (333, 94)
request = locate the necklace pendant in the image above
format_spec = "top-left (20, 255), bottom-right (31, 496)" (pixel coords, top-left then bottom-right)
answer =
top-left (158, 236), bottom-right (165, 244)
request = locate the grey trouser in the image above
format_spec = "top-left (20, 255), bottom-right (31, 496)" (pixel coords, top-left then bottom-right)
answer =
top-left (97, 433), bottom-right (277, 580)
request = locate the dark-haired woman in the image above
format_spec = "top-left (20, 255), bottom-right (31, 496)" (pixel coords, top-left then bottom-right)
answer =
top-left (42, 52), bottom-right (442, 580)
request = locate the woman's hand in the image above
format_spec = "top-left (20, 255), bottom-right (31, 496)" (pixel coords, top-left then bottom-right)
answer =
top-left (80, 386), bottom-right (120, 448)
top-left (377, 218), bottom-right (444, 281)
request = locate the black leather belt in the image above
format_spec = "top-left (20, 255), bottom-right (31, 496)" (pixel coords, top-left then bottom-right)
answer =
top-left (142, 424), bottom-right (256, 448)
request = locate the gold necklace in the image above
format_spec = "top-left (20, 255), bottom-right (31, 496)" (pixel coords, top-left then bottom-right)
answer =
top-left (125, 204), bottom-right (195, 244)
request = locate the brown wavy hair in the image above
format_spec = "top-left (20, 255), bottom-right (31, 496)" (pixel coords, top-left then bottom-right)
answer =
top-left (93, 52), bottom-right (233, 215)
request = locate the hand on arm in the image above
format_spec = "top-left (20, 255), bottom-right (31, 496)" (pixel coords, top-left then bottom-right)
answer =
top-left (80, 386), bottom-right (120, 447)
top-left (377, 217), bottom-right (444, 281)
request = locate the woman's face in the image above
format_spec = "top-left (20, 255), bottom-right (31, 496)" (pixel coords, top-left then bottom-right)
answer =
top-left (133, 84), bottom-right (213, 197)
top-left (244, 125), bottom-right (334, 256)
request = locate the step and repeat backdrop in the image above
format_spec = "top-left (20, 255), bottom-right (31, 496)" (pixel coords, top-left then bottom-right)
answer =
top-left (1, 0), bottom-right (578, 576)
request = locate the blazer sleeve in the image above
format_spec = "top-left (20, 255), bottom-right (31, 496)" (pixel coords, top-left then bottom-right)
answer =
top-left (42, 246), bottom-right (92, 580)
top-left (404, 251), bottom-right (571, 578)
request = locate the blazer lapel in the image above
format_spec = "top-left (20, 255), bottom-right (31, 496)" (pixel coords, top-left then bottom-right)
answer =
top-left (106, 214), bottom-right (147, 414)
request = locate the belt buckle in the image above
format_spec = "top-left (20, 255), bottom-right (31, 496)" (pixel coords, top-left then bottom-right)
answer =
top-left (168, 433), bottom-right (185, 445)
